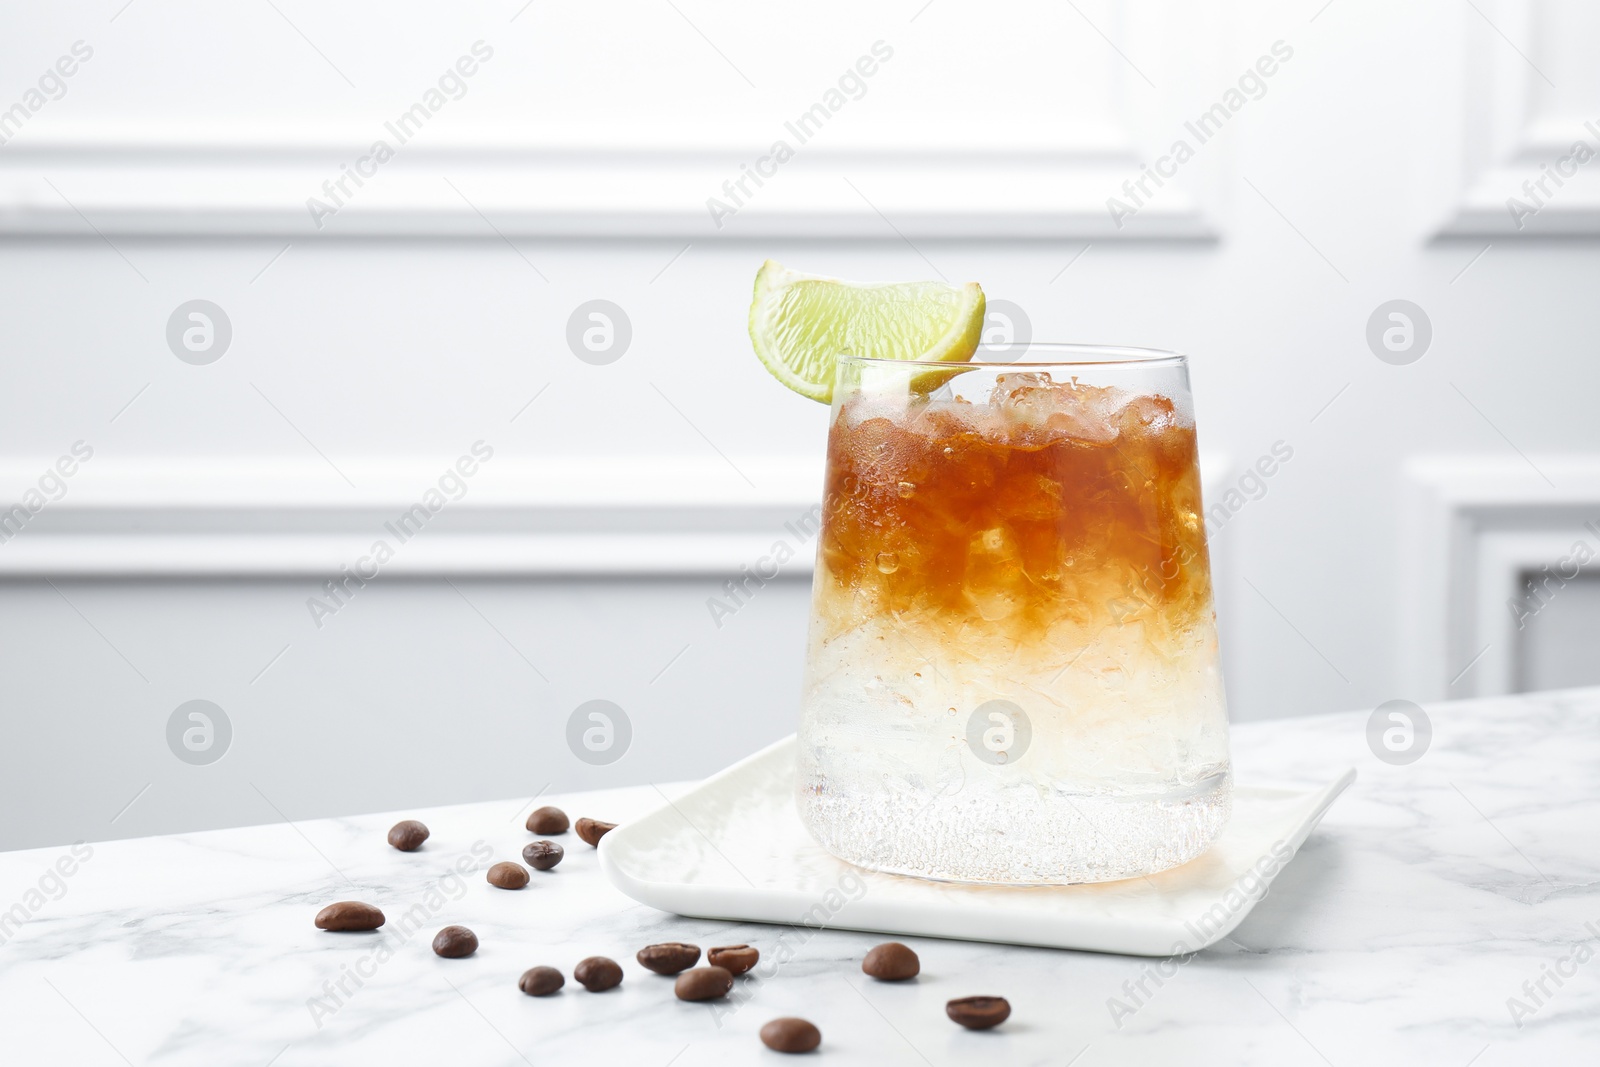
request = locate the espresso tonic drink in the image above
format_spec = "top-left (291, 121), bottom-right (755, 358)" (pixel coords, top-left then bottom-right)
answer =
top-left (797, 346), bottom-right (1231, 884)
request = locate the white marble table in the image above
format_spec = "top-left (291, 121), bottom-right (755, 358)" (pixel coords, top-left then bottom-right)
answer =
top-left (2, 688), bottom-right (1596, 1066)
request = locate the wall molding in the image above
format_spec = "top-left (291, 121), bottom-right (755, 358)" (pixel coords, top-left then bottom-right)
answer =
top-left (1471, 527), bottom-right (1598, 694)
top-left (0, 456), bottom-right (824, 578)
top-left (0, 137), bottom-right (1214, 240)
top-left (0, 0), bottom-right (1228, 241)
top-left (1401, 456), bottom-right (1600, 701)
top-left (1436, 0), bottom-right (1600, 237)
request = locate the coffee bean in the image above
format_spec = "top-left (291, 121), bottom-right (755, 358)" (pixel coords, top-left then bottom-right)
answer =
top-left (518, 966), bottom-right (564, 997)
top-left (575, 817), bottom-right (616, 847)
top-left (432, 925), bottom-right (478, 958)
top-left (526, 806), bottom-right (570, 835)
top-left (674, 965), bottom-right (733, 1001)
top-left (862, 942), bottom-right (920, 981)
top-left (760, 1017), bottom-right (821, 1054)
top-left (574, 956), bottom-right (623, 992)
top-left (637, 942), bottom-right (700, 975)
top-left (386, 820), bottom-right (429, 852)
top-left (315, 901), bottom-right (385, 931)
top-left (707, 944), bottom-right (758, 976)
top-left (522, 840), bottom-right (564, 871)
top-left (945, 996), bottom-right (1010, 1030)
top-left (487, 861), bottom-right (530, 889)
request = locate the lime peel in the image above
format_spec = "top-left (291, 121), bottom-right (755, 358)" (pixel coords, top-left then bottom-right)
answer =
top-left (747, 260), bottom-right (986, 403)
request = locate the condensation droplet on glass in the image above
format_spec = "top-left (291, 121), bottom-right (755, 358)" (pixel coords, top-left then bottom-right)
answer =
top-left (876, 551), bottom-right (899, 574)
top-left (897, 481), bottom-right (916, 498)
top-left (1182, 509), bottom-right (1199, 532)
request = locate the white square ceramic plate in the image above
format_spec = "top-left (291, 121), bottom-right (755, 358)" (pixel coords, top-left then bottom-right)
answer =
top-left (599, 736), bottom-right (1354, 956)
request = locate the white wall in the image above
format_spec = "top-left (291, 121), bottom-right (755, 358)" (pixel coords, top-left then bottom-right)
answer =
top-left (3, 0), bottom-right (1599, 850)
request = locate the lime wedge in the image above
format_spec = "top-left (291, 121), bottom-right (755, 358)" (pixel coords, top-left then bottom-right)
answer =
top-left (747, 260), bottom-right (986, 403)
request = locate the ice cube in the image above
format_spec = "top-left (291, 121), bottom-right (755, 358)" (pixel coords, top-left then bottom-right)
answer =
top-left (991, 373), bottom-right (1126, 447)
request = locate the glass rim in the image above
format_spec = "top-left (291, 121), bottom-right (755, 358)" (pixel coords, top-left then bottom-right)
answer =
top-left (838, 342), bottom-right (1187, 369)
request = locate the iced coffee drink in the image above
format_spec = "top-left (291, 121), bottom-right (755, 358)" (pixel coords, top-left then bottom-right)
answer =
top-left (796, 347), bottom-right (1231, 884)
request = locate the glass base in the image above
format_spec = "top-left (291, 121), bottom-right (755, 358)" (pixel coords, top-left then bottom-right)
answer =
top-left (798, 769), bottom-right (1232, 886)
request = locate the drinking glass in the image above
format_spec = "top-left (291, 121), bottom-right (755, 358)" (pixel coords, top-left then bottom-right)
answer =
top-left (796, 344), bottom-right (1231, 884)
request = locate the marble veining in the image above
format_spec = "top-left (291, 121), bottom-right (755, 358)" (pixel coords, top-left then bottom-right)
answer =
top-left (1, 688), bottom-right (1597, 1065)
